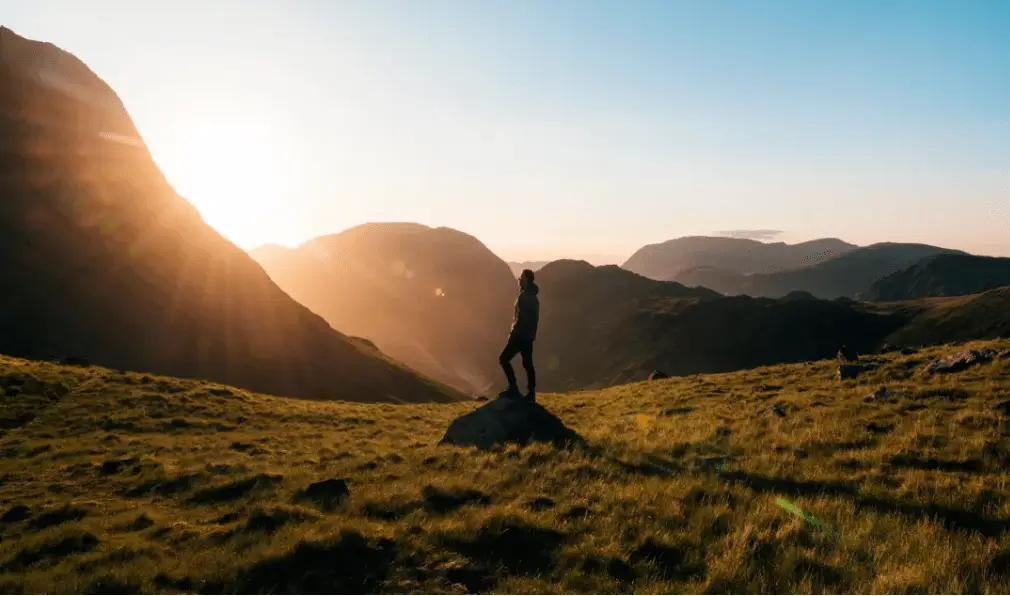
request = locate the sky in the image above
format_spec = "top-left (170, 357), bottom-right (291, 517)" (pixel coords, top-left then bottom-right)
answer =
top-left (4, 0), bottom-right (1009, 262)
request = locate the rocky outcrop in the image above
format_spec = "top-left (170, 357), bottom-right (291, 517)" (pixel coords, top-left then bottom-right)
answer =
top-left (440, 398), bottom-right (582, 450)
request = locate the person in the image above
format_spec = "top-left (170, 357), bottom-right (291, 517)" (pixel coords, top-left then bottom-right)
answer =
top-left (499, 269), bottom-right (539, 401)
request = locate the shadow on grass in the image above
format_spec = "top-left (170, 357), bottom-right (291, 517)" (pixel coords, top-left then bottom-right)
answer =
top-left (722, 470), bottom-right (1010, 537)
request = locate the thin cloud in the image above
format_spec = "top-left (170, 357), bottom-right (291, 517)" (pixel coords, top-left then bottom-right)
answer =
top-left (714, 229), bottom-right (784, 241)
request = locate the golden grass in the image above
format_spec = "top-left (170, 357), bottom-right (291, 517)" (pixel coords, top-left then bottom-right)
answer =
top-left (1, 340), bottom-right (1010, 593)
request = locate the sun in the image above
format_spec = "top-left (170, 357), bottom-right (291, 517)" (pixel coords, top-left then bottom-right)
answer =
top-left (152, 113), bottom-right (297, 249)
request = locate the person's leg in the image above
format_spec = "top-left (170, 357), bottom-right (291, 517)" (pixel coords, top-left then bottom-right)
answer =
top-left (520, 340), bottom-right (536, 399)
top-left (499, 339), bottom-right (521, 394)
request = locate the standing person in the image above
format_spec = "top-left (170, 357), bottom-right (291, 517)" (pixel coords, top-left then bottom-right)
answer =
top-left (499, 269), bottom-right (539, 401)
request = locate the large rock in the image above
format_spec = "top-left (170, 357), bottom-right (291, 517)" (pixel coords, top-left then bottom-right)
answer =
top-left (440, 398), bottom-right (582, 450)
top-left (925, 349), bottom-right (996, 375)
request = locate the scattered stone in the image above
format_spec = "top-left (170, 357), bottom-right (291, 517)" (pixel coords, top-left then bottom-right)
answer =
top-left (440, 398), bottom-right (582, 450)
top-left (296, 478), bottom-right (350, 511)
top-left (864, 422), bottom-right (894, 435)
top-left (659, 407), bottom-right (694, 417)
top-left (525, 497), bottom-right (556, 511)
top-left (766, 405), bottom-right (787, 418)
top-left (648, 370), bottom-right (670, 381)
top-left (715, 427), bottom-right (733, 437)
top-left (836, 364), bottom-right (874, 381)
top-left (100, 458), bottom-right (139, 475)
top-left (925, 349), bottom-right (996, 375)
top-left (865, 386), bottom-right (892, 403)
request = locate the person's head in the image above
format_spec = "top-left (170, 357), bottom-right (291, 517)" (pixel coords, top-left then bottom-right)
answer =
top-left (519, 269), bottom-right (535, 290)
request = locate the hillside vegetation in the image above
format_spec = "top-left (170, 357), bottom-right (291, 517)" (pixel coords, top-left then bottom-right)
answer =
top-left (867, 254), bottom-right (1010, 301)
top-left (4, 340), bottom-right (1010, 593)
top-left (0, 28), bottom-right (456, 404)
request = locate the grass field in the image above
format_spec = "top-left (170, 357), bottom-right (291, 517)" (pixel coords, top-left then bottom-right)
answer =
top-left (2, 340), bottom-right (1010, 593)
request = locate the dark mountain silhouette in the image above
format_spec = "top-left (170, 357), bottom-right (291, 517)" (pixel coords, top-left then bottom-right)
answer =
top-left (865, 254), bottom-right (1010, 301)
top-left (507, 261), bottom-right (550, 277)
top-left (623, 236), bottom-right (857, 280)
top-left (672, 243), bottom-right (968, 299)
top-left (0, 27), bottom-right (459, 404)
top-left (531, 261), bottom-right (904, 391)
top-left (250, 223), bottom-right (517, 394)
top-left (876, 286), bottom-right (1010, 347)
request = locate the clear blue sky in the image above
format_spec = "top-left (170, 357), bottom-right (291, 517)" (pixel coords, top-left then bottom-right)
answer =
top-left (4, 0), bottom-right (1009, 261)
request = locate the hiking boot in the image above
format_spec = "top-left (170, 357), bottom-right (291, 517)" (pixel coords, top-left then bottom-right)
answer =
top-left (497, 386), bottom-right (522, 399)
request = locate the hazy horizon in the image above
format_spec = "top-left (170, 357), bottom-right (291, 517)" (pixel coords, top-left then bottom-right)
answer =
top-left (4, 0), bottom-right (1009, 261)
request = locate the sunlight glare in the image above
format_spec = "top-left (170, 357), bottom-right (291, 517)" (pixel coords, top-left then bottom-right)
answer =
top-left (153, 110), bottom-right (299, 249)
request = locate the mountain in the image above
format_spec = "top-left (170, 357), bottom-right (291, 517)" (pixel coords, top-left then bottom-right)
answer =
top-left (0, 27), bottom-right (459, 404)
top-left (531, 261), bottom-right (904, 391)
top-left (250, 223), bottom-right (517, 394)
top-left (877, 286), bottom-right (1010, 347)
top-left (865, 254), bottom-right (1010, 301)
top-left (622, 236), bottom-right (857, 280)
top-left (672, 243), bottom-right (968, 299)
top-left (507, 261), bottom-right (550, 277)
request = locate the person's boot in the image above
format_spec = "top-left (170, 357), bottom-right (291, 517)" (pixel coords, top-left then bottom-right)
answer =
top-left (498, 385), bottom-right (521, 399)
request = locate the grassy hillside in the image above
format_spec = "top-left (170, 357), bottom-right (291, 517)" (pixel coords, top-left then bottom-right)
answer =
top-left (5, 341), bottom-right (1010, 593)
top-left (877, 287), bottom-right (1010, 347)
top-left (867, 254), bottom-right (1010, 301)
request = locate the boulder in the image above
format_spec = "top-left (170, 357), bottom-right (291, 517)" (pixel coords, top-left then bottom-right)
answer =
top-left (440, 397), bottom-right (582, 450)
top-left (836, 364), bottom-right (874, 380)
top-left (925, 349), bottom-right (996, 375)
top-left (295, 479), bottom-right (350, 511)
top-left (648, 370), bottom-right (670, 381)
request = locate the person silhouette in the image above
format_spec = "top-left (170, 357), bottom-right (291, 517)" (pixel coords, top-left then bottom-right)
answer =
top-left (499, 269), bottom-right (539, 402)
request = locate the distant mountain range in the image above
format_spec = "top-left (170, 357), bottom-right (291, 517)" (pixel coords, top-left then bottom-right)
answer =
top-left (625, 236), bottom-right (968, 299)
top-left (507, 261), bottom-right (551, 277)
top-left (623, 236), bottom-right (858, 280)
top-left (251, 223), bottom-right (516, 394)
top-left (0, 27), bottom-right (459, 404)
top-left (530, 260), bottom-right (907, 391)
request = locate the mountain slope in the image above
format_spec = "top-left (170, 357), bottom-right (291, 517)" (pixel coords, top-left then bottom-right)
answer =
top-left (676, 243), bottom-right (968, 299)
top-left (251, 223), bottom-right (517, 394)
top-left (623, 236), bottom-right (857, 281)
top-left (4, 340), bottom-right (1010, 593)
top-left (0, 27), bottom-right (459, 404)
top-left (532, 261), bottom-right (903, 391)
top-left (878, 286), bottom-right (1010, 347)
top-left (866, 254), bottom-right (1010, 301)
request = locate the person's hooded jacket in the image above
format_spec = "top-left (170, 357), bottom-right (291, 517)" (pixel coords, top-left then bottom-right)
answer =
top-left (509, 280), bottom-right (540, 342)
